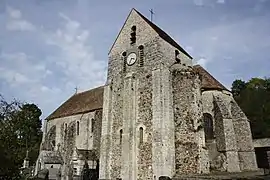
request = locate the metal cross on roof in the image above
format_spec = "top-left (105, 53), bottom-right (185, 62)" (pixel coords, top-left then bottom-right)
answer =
top-left (149, 8), bottom-right (154, 22)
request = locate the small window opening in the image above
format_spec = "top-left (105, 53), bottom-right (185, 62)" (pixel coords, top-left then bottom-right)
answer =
top-left (91, 119), bottom-right (95, 133)
top-left (65, 123), bottom-right (67, 134)
top-left (175, 50), bottom-right (180, 63)
top-left (203, 113), bottom-right (214, 141)
top-left (130, 26), bottom-right (136, 45)
top-left (73, 168), bottom-right (77, 175)
top-left (139, 127), bottom-right (143, 145)
top-left (131, 25), bottom-right (136, 31)
top-left (122, 51), bottom-right (127, 72)
top-left (52, 140), bottom-right (55, 147)
top-left (51, 165), bottom-right (53, 168)
top-left (77, 121), bottom-right (80, 135)
top-left (138, 45), bottom-right (144, 67)
top-left (120, 129), bottom-right (123, 145)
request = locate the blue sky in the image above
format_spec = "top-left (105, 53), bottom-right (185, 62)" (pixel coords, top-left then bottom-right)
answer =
top-left (0, 0), bottom-right (269, 120)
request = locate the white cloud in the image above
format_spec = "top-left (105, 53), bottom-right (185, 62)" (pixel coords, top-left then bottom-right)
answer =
top-left (217, 0), bottom-right (225, 4)
top-left (6, 20), bottom-right (36, 31)
top-left (7, 6), bottom-right (22, 19)
top-left (195, 58), bottom-right (209, 67)
top-left (193, 0), bottom-right (204, 6)
top-left (44, 13), bottom-right (106, 91)
top-left (0, 52), bottom-right (49, 86)
top-left (6, 6), bottom-right (36, 31)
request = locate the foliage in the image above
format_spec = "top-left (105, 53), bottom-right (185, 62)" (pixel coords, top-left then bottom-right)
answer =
top-left (232, 77), bottom-right (270, 138)
top-left (0, 95), bottom-right (42, 180)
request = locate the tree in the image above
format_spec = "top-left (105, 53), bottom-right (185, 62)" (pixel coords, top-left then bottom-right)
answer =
top-left (231, 79), bottom-right (246, 97)
top-left (0, 95), bottom-right (42, 180)
top-left (231, 77), bottom-right (270, 138)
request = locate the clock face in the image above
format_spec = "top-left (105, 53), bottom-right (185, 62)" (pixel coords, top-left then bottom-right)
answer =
top-left (126, 52), bottom-right (137, 66)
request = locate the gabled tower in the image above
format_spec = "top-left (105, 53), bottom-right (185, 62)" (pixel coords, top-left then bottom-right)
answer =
top-left (99, 8), bottom-right (208, 180)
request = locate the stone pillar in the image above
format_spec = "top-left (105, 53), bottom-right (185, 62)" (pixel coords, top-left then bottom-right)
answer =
top-left (152, 65), bottom-right (175, 178)
top-left (99, 85), bottom-right (113, 179)
top-left (121, 72), bottom-right (138, 180)
top-left (213, 95), bottom-right (241, 172)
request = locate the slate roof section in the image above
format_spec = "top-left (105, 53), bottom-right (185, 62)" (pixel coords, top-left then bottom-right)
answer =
top-left (194, 65), bottom-right (228, 91)
top-left (46, 86), bottom-right (104, 120)
top-left (133, 9), bottom-right (193, 59)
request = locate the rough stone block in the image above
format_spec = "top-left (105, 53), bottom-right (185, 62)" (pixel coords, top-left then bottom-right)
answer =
top-left (238, 151), bottom-right (258, 171)
top-left (223, 119), bottom-right (237, 151)
top-left (226, 151), bottom-right (240, 172)
top-left (233, 120), bottom-right (254, 151)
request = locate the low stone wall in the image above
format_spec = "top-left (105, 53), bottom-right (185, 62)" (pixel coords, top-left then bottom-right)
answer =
top-left (254, 138), bottom-right (270, 148)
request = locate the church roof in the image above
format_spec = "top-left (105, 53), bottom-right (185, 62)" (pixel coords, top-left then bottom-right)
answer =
top-left (46, 67), bottom-right (228, 120)
top-left (46, 86), bottom-right (104, 120)
top-left (133, 9), bottom-right (193, 59)
top-left (194, 65), bottom-right (228, 91)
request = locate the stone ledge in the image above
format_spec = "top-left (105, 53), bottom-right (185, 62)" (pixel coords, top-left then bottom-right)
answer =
top-left (173, 170), bottom-right (268, 180)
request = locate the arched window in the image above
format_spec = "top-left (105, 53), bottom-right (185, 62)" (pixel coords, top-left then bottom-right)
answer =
top-left (139, 127), bottom-right (143, 145)
top-left (122, 51), bottom-right (127, 72)
top-left (91, 119), bottom-right (95, 133)
top-left (203, 113), bottom-right (214, 140)
top-left (175, 50), bottom-right (180, 63)
top-left (65, 123), bottom-right (67, 135)
top-left (77, 121), bottom-right (80, 135)
top-left (120, 129), bottom-right (123, 145)
top-left (130, 25), bottom-right (136, 45)
top-left (138, 45), bottom-right (144, 67)
top-left (52, 140), bottom-right (55, 147)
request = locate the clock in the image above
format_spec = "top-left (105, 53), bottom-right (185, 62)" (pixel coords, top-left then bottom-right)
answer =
top-left (126, 52), bottom-right (137, 66)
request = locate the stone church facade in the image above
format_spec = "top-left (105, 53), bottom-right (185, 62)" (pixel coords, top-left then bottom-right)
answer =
top-left (36, 9), bottom-right (258, 179)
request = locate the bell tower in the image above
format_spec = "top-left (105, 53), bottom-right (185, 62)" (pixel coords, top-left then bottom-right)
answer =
top-left (99, 8), bottom-right (200, 180)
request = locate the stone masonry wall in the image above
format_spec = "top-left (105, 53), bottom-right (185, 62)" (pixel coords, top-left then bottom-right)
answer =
top-left (94, 109), bottom-right (103, 158)
top-left (41, 125), bottom-right (56, 151)
top-left (109, 73), bottom-right (124, 179)
top-left (137, 68), bottom-right (153, 180)
top-left (172, 65), bottom-right (209, 174)
top-left (43, 110), bottom-right (101, 179)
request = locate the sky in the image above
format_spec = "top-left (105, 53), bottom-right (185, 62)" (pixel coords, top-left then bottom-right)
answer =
top-left (0, 0), bottom-right (269, 120)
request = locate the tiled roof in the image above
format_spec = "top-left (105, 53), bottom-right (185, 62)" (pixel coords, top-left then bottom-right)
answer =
top-left (46, 86), bottom-right (104, 120)
top-left (194, 65), bottom-right (228, 91)
top-left (134, 9), bottom-right (193, 59)
top-left (46, 68), bottom-right (227, 120)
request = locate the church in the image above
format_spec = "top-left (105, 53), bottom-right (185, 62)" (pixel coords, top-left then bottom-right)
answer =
top-left (35, 8), bottom-right (258, 180)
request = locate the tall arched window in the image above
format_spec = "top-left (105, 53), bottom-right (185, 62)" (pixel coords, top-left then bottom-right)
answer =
top-left (203, 113), bottom-right (214, 140)
top-left (138, 45), bottom-right (144, 67)
top-left (65, 123), bottom-right (67, 135)
top-left (91, 119), bottom-right (95, 133)
top-left (175, 50), bottom-right (180, 63)
top-left (76, 121), bottom-right (80, 136)
top-left (139, 127), bottom-right (143, 145)
top-left (130, 25), bottom-right (136, 45)
top-left (120, 129), bottom-right (123, 145)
